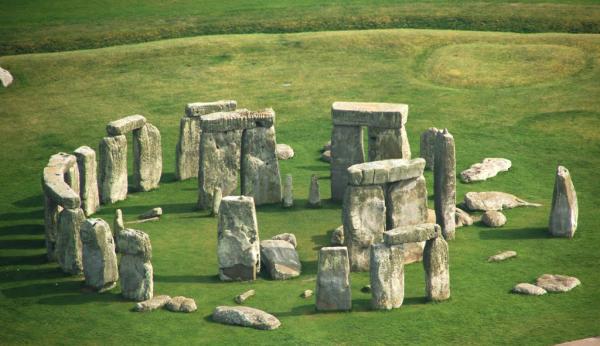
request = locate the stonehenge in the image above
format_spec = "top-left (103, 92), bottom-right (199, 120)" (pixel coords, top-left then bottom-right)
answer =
top-left (73, 146), bottom-right (100, 216)
top-left (80, 218), bottom-right (119, 291)
top-left (433, 129), bottom-right (456, 240)
top-left (549, 166), bottom-right (578, 238)
top-left (98, 135), bottom-right (128, 204)
top-left (118, 228), bottom-right (153, 301)
top-left (331, 102), bottom-right (411, 201)
top-left (316, 247), bottom-right (351, 311)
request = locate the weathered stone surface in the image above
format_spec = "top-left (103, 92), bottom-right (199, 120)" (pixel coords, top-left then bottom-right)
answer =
top-left (423, 237), bottom-right (450, 301)
top-left (316, 247), bottom-right (351, 311)
top-left (482, 210), bottom-right (507, 227)
top-left (464, 191), bottom-right (541, 211)
top-left (331, 125), bottom-right (364, 201)
top-left (175, 117), bottom-right (200, 181)
top-left (348, 158), bottom-right (425, 186)
top-left (420, 128), bottom-right (439, 170)
top-left (43, 196), bottom-right (61, 260)
top-left (282, 174), bottom-right (293, 208)
top-left (368, 127), bottom-right (410, 161)
top-left (200, 109), bottom-right (274, 132)
top-left (301, 289), bottom-right (313, 298)
top-left (212, 306), bottom-right (281, 330)
top-left (133, 123), bottom-right (162, 191)
top-left (134, 295), bottom-right (171, 312)
top-left (241, 125), bottom-right (282, 205)
top-left (549, 166), bottom-right (578, 238)
top-left (535, 274), bottom-right (581, 293)
top-left (0, 66), bottom-right (13, 87)
top-left (555, 337), bottom-right (600, 346)
top-left (211, 187), bottom-right (222, 216)
top-left (118, 228), bottom-right (152, 261)
top-left (166, 296), bottom-right (197, 312)
top-left (331, 225), bottom-right (344, 245)
top-left (217, 196), bottom-right (260, 281)
top-left (73, 146), bottom-right (100, 216)
top-left (321, 150), bottom-right (331, 163)
top-left (185, 100), bottom-right (237, 117)
top-left (43, 153), bottom-right (81, 209)
top-left (385, 175), bottom-right (427, 229)
top-left (260, 240), bottom-right (301, 280)
top-left (427, 208), bottom-right (436, 223)
top-left (488, 250), bottom-right (517, 262)
top-left (118, 228), bottom-right (153, 301)
top-left (114, 209), bottom-right (124, 239)
top-left (512, 283), bottom-right (547, 296)
top-left (80, 218), bottom-right (119, 290)
top-left (370, 244), bottom-right (404, 310)
top-left (99, 135), bottom-right (127, 204)
top-left (434, 129), bottom-right (456, 240)
top-left (56, 208), bottom-right (85, 275)
top-left (400, 242), bottom-right (426, 264)
top-left (455, 208), bottom-right (473, 227)
top-left (197, 130), bottom-right (242, 209)
top-left (139, 207), bottom-right (162, 220)
top-left (332, 102), bottom-right (408, 128)
top-left (106, 115), bottom-right (146, 136)
top-left (342, 185), bottom-right (386, 271)
top-left (272, 233), bottom-right (297, 248)
top-left (234, 289), bottom-right (255, 304)
top-left (460, 158), bottom-right (511, 183)
top-left (276, 144), bottom-right (294, 160)
top-left (308, 174), bottom-right (321, 207)
top-left (384, 223), bottom-right (440, 245)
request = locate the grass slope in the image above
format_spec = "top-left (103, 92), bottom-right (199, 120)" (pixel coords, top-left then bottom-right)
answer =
top-left (2, 0), bottom-right (600, 55)
top-left (1, 29), bottom-right (599, 345)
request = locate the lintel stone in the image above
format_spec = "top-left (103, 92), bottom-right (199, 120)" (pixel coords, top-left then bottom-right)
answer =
top-left (347, 158), bottom-right (425, 186)
top-left (200, 109), bottom-right (274, 132)
top-left (185, 100), bottom-right (237, 117)
top-left (384, 223), bottom-right (440, 245)
top-left (106, 115), bottom-right (147, 136)
top-left (332, 102), bottom-right (408, 128)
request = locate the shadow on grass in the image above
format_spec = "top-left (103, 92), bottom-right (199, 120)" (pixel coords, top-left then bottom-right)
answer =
top-left (154, 274), bottom-right (220, 284)
top-left (478, 226), bottom-right (550, 240)
top-left (37, 290), bottom-right (124, 305)
top-left (0, 209), bottom-right (44, 222)
top-left (311, 229), bottom-right (334, 250)
top-left (257, 199), bottom-right (340, 214)
top-left (0, 224), bottom-right (44, 237)
top-left (12, 194), bottom-right (44, 208)
top-left (0, 253), bottom-right (47, 266)
top-left (3, 279), bottom-right (82, 298)
top-left (0, 238), bottom-right (45, 249)
top-left (296, 165), bottom-right (330, 174)
top-left (1, 267), bottom-right (66, 282)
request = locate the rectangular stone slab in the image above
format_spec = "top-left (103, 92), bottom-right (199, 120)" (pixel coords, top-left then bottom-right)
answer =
top-left (384, 223), bottom-right (440, 245)
top-left (316, 247), bottom-right (351, 311)
top-left (347, 158), bottom-right (425, 186)
top-left (370, 243), bottom-right (404, 310)
top-left (185, 100), bottom-right (237, 117)
top-left (385, 175), bottom-right (428, 230)
top-left (106, 114), bottom-right (147, 136)
top-left (241, 125), bottom-right (282, 205)
top-left (330, 125), bottom-right (364, 201)
top-left (133, 123), bottom-right (162, 192)
top-left (367, 127), bottom-right (411, 161)
top-left (98, 135), bottom-right (128, 204)
top-left (200, 109), bottom-right (274, 132)
top-left (332, 101), bottom-right (408, 128)
top-left (434, 129), bottom-right (456, 240)
top-left (74, 146), bottom-right (100, 216)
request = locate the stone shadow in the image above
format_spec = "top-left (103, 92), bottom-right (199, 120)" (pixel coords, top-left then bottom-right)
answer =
top-left (256, 199), bottom-right (340, 214)
top-left (311, 230), bottom-right (333, 251)
top-left (154, 274), bottom-right (220, 284)
top-left (12, 194), bottom-right (44, 208)
top-left (1, 267), bottom-right (66, 282)
top-left (0, 238), bottom-right (45, 249)
top-left (0, 209), bottom-right (44, 222)
top-left (0, 224), bottom-right (44, 237)
top-left (478, 227), bottom-right (550, 240)
top-left (37, 290), bottom-right (123, 305)
top-left (0, 253), bottom-right (47, 266)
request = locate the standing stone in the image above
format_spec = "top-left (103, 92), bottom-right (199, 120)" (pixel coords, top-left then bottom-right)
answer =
top-left (80, 218), bottom-right (119, 290)
top-left (331, 125), bottom-right (364, 201)
top-left (368, 127), bottom-right (410, 161)
top-left (175, 117), bottom-right (201, 181)
top-left (55, 208), bottom-right (85, 275)
top-left (64, 162), bottom-right (80, 197)
top-left (308, 174), bottom-right (321, 208)
top-left (113, 209), bottom-right (124, 252)
top-left (282, 174), bottom-right (293, 208)
top-left (434, 129), bottom-right (456, 240)
top-left (43, 196), bottom-right (62, 261)
top-left (133, 123), bottom-right (162, 192)
top-left (241, 125), bottom-right (282, 205)
top-left (342, 185), bottom-right (386, 271)
top-left (316, 247), bottom-right (351, 311)
top-left (260, 240), bottom-right (301, 280)
top-left (217, 196), bottom-right (260, 281)
top-left (423, 236), bottom-right (450, 301)
top-left (98, 135), bottom-right (127, 204)
top-left (74, 146), bottom-right (100, 216)
top-left (118, 229), bottom-right (153, 301)
top-left (370, 243), bottom-right (404, 310)
top-left (420, 128), bottom-right (439, 170)
top-left (549, 166), bottom-right (578, 238)
top-left (197, 130), bottom-right (242, 209)
top-left (211, 187), bottom-right (222, 216)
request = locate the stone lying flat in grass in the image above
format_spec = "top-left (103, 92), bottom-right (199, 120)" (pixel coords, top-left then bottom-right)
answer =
top-left (301, 289), bottom-right (313, 298)
top-left (512, 283), bottom-right (547, 296)
top-left (0, 66), bottom-right (13, 87)
top-left (455, 208), bottom-right (473, 227)
top-left (482, 210), bottom-right (507, 227)
top-left (134, 295), bottom-right (171, 312)
top-left (271, 233), bottom-right (297, 248)
top-left (536, 274), bottom-right (581, 293)
top-left (106, 115), bottom-right (146, 136)
top-left (276, 144), bottom-right (294, 160)
top-left (212, 306), bottom-right (280, 330)
top-left (464, 191), bottom-right (541, 211)
top-left (235, 289), bottom-right (255, 304)
top-left (166, 296), bottom-right (197, 312)
top-left (488, 250), bottom-right (517, 262)
top-left (139, 207), bottom-right (162, 220)
top-left (384, 223), bottom-right (440, 244)
top-left (460, 158), bottom-right (511, 183)
top-left (555, 337), bottom-right (600, 346)
top-left (320, 150), bottom-right (331, 163)
top-left (260, 239), bottom-right (301, 280)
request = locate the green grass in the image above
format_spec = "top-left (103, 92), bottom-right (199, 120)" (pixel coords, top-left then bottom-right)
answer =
top-left (1, 29), bottom-right (599, 344)
top-left (2, 0), bottom-right (600, 55)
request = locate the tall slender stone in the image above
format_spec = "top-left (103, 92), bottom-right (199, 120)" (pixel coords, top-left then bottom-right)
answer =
top-left (118, 228), bottom-right (153, 301)
top-left (241, 125), bottom-right (282, 205)
top-left (316, 247), bottom-right (351, 311)
top-left (74, 146), bottom-right (100, 216)
top-left (81, 218), bottom-right (119, 290)
top-left (331, 125), bottom-right (364, 201)
top-left (549, 166), bottom-right (578, 238)
top-left (308, 174), bottom-right (321, 208)
top-left (211, 187), bottom-right (222, 217)
top-left (420, 127), bottom-right (439, 170)
top-left (370, 243), bottom-right (404, 310)
top-left (423, 236), bottom-right (450, 301)
top-left (282, 174), bottom-right (293, 208)
top-left (56, 208), bottom-right (85, 275)
top-left (133, 123), bottom-right (162, 192)
top-left (368, 127), bottom-right (410, 161)
top-left (99, 135), bottom-right (127, 204)
top-left (434, 129), bottom-right (456, 240)
top-left (43, 196), bottom-right (62, 261)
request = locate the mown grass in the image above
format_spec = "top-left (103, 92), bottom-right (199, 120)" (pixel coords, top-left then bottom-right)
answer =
top-left (2, 0), bottom-right (600, 55)
top-left (0, 29), bottom-right (599, 344)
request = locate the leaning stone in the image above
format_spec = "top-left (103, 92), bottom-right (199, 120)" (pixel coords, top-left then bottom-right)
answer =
top-left (118, 229), bottom-right (153, 301)
top-left (332, 102), bottom-right (408, 128)
top-left (98, 135), bottom-right (128, 204)
top-left (166, 296), bottom-right (197, 313)
top-left (549, 166), bottom-right (578, 238)
top-left (276, 144), bottom-right (294, 160)
top-left (316, 247), bottom-right (351, 311)
top-left (80, 218), bottom-right (119, 290)
top-left (434, 129), bottom-right (456, 240)
top-left (455, 208), bottom-right (473, 227)
top-left (535, 274), bottom-right (581, 293)
top-left (282, 174), bottom-right (293, 208)
top-left (482, 211), bottom-right (507, 227)
top-left (73, 146), bottom-right (100, 216)
top-left (175, 117), bottom-right (201, 181)
top-left (133, 123), bottom-right (162, 192)
top-left (384, 223), bottom-right (440, 245)
top-left (241, 125), bottom-right (282, 205)
top-left (260, 240), bottom-right (301, 280)
top-left (308, 174), bottom-right (321, 207)
top-left (235, 289), bottom-right (256, 304)
top-left (370, 244), bottom-right (404, 310)
top-left (423, 237), bottom-right (450, 301)
top-left (320, 150), bottom-right (331, 163)
top-left (347, 158), bottom-right (425, 186)
top-left (330, 125), bottom-right (364, 201)
top-left (301, 289), bottom-right (313, 298)
top-left (212, 306), bottom-right (281, 330)
top-left (330, 225), bottom-right (344, 246)
top-left (106, 115), bottom-right (146, 136)
top-left (420, 128), bottom-right (439, 170)
top-left (139, 207), bottom-right (162, 220)
top-left (272, 233), bottom-right (297, 248)
top-left (200, 109), bottom-right (275, 132)
top-left (367, 127), bottom-right (410, 161)
top-left (134, 295), bottom-right (172, 312)
top-left (460, 158), bottom-right (511, 183)
top-left (185, 100), bottom-right (237, 117)
top-left (488, 250), bottom-right (517, 262)
top-left (512, 283), bottom-right (547, 296)
top-left (464, 191), bottom-right (541, 211)
top-left (0, 66), bottom-right (13, 87)
top-left (211, 187), bottom-right (222, 216)
top-left (56, 208), bottom-right (85, 275)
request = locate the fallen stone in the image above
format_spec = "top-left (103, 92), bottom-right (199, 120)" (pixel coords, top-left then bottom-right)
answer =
top-left (316, 247), bottom-right (351, 311)
top-left (555, 337), bottom-right (600, 346)
top-left (384, 223), bottom-right (440, 245)
top-left (488, 250), bottom-right (517, 262)
top-left (126, 217), bottom-right (160, 225)
top-left (330, 125), bottom-right (364, 200)
top-left (211, 187), bottom-right (222, 216)
top-left (308, 174), bottom-right (321, 207)
top-left (434, 129), bottom-right (456, 240)
top-left (212, 306), bottom-right (281, 330)
top-left (282, 174), bottom-right (293, 208)
top-left (241, 125), bottom-right (282, 205)
top-left (133, 123), bottom-right (162, 192)
top-left (460, 158), bottom-right (511, 183)
top-left (56, 208), bottom-right (85, 275)
top-left (482, 211), bottom-right (507, 227)
top-left (361, 285), bottom-right (371, 293)
top-left (118, 228), bottom-right (153, 301)
top-left (301, 289), bottom-right (313, 298)
top-left (423, 237), bottom-right (450, 301)
top-left (512, 283), bottom-right (547, 296)
top-left (234, 289), bottom-right (255, 304)
top-left (106, 115), bottom-right (147, 136)
top-left (549, 166), bottom-right (578, 238)
top-left (73, 146), bottom-right (100, 216)
top-left (185, 100), bottom-right (237, 117)
top-left (370, 244), bottom-right (404, 310)
top-left (80, 218), bottom-right (119, 290)
top-left (139, 207), bottom-right (162, 220)
top-left (330, 226), bottom-right (344, 246)
top-left (276, 144), bottom-right (294, 160)
top-left (260, 239), bottom-right (301, 280)
top-left (272, 233), bottom-right (297, 248)
top-left (166, 296), bottom-right (197, 313)
top-left (535, 274), bottom-right (581, 293)
top-left (0, 66), bottom-right (13, 87)
top-left (455, 208), bottom-right (473, 227)
top-left (464, 191), bottom-right (541, 211)
top-left (200, 109), bottom-right (275, 132)
top-left (420, 128), bottom-right (439, 170)
top-left (347, 158), bottom-right (425, 186)
top-left (332, 102), bottom-right (408, 128)
top-left (98, 135), bottom-right (128, 204)
top-left (320, 150), bottom-right (331, 163)
top-left (134, 295), bottom-right (171, 312)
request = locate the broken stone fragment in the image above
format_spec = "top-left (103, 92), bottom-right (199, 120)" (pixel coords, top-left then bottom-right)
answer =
top-left (320, 150), bottom-right (331, 163)
top-left (139, 207), bottom-right (162, 220)
top-left (464, 191), bottom-right (541, 211)
top-left (308, 174), bottom-right (321, 208)
top-left (113, 209), bottom-right (124, 241)
top-left (276, 143), bottom-right (294, 160)
top-left (166, 296), bottom-right (197, 313)
top-left (330, 226), bottom-right (344, 246)
top-left (549, 166), bottom-right (578, 238)
top-left (260, 239), bottom-right (301, 280)
top-left (301, 289), bottom-right (313, 298)
top-left (512, 283), bottom-right (546, 296)
top-left (106, 115), bottom-right (147, 136)
top-left (455, 208), bottom-right (473, 227)
top-left (384, 223), bottom-right (440, 245)
top-left (134, 295), bottom-right (172, 312)
top-left (80, 218), bottom-right (119, 290)
top-left (535, 274), bottom-right (580, 293)
top-left (488, 250), bottom-right (517, 262)
top-left (460, 158), bottom-right (511, 183)
top-left (211, 187), bottom-right (222, 216)
top-left (271, 233), bottom-right (297, 248)
top-left (482, 210), bottom-right (507, 227)
top-left (234, 289), bottom-right (256, 304)
top-left (212, 306), bottom-right (281, 330)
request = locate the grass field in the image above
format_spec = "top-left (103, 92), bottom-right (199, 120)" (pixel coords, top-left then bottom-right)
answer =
top-left (1, 29), bottom-right (599, 344)
top-left (2, 0), bottom-right (600, 55)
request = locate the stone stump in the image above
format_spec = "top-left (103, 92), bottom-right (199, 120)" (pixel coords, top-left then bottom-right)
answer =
top-left (434, 129), bottom-right (456, 240)
top-left (133, 123), bottom-right (162, 192)
top-left (81, 218), bottom-right (118, 290)
top-left (56, 208), bottom-right (85, 275)
top-left (423, 236), bottom-right (450, 301)
top-left (99, 135), bottom-right (127, 204)
top-left (420, 127), bottom-right (439, 170)
top-left (549, 166), bottom-right (578, 238)
top-left (370, 243), bottom-right (404, 310)
top-left (316, 247), bottom-right (351, 311)
top-left (74, 146), bottom-right (100, 216)
top-left (241, 125), bottom-right (282, 205)
top-left (118, 228), bottom-right (153, 301)
top-left (308, 174), bottom-right (321, 207)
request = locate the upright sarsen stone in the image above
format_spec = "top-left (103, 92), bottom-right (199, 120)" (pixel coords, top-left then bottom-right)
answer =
top-left (331, 125), bottom-right (364, 201)
top-left (133, 123), bottom-right (162, 192)
top-left (282, 174), bottom-right (293, 208)
top-left (420, 127), bottom-right (439, 170)
top-left (370, 243), bottom-right (404, 310)
top-left (118, 228), bottom-right (153, 301)
top-left (56, 208), bottom-right (85, 275)
top-left (549, 166), bottom-right (578, 238)
top-left (316, 247), bottom-right (351, 311)
top-left (434, 129), bottom-right (456, 240)
top-left (99, 135), bottom-right (127, 204)
top-left (368, 127), bottom-right (410, 161)
top-left (74, 146), bottom-right (100, 216)
top-left (81, 218), bottom-right (118, 290)
top-left (423, 236), bottom-right (450, 301)
top-left (308, 174), bottom-right (321, 208)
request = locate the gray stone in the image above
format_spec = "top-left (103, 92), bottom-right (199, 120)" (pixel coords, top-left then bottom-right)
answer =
top-left (434, 129), bottom-right (456, 240)
top-left (488, 250), bottom-right (517, 262)
top-left (113, 209), bottom-right (124, 240)
top-left (211, 187), bottom-right (222, 216)
top-left (74, 146), bottom-right (100, 216)
top-left (43, 196), bottom-right (61, 260)
top-left (384, 223), bottom-right (440, 245)
top-left (241, 125), bottom-right (282, 205)
top-left (276, 143), bottom-right (294, 160)
top-left (260, 240), bottom-right (301, 280)
top-left (166, 296), bottom-right (197, 313)
top-left (370, 243), bottom-right (404, 310)
top-left (282, 174), bottom-right (293, 208)
top-left (56, 208), bottom-right (85, 275)
top-left (423, 236), bottom-right (450, 301)
top-left (301, 289), bottom-right (313, 298)
top-left (332, 102), bottom-right (408, 128)
top-left (133, 123), bottom-right (162, 192)
top-left (106, 115), bottom-right (146, 136)
top-left (331, 125), bottom-right (364, 201)
top-left (512, 283), bottom-right (547, 296)
top-left (175, 117), bottom-right (201, 181)
top-left (549, 166), bottom-right (578, 238)
top-left (0, 66), bottom-right (13, 87)
top-left (460, 158), bottom-right (511, 183)
top-left (455, 208), bottom-right (473, 227)
top-left (217, 196), bottom-right (260, 281)
top-left (320, 150), bottom-right (331, 163)
top-left (427, 208), bottom-right (436, 223)
top-left (118, 228), bottom-right (153, 301)
top-left (42, 153), bottom-right (81, 209)
top-left (367, 127), bottom-right (410, 161)
top-left (200, 109), bottom-right (274, 132)
top-left (308, 174), bottom-right (321, 207)
top-left (134, 295), bottom-right (171, 312)
top-left (420, 128), bottom-right (439, 170)
top-left (272, 233), bottom-right (297, 248)
top-left (139, 207), bottom-right (162, 220)
top-left (535, 274), bottom-right (581, 293)
top-left (482, 211), bottom-right (507, 227)
top-left (464, 191), bottom-right (541, 211)
top-left (80, 218), bottom-right (119, 290)
top-left (118, 228), bottom-right (152, 261)
top-left (342, 185), bottom-right (386, 271)
top-left (347, 158), bottom-right (425, 186)
top-left (212, 306), bottom-right (281, 330)
top-left (185, 100), bottom-right (237, 117)
top-left (316, 247), bottom-right (351, 311)
top-left (331, 225), bottom-right (344, 246)
top-left (385, 175), bottom-right (427, 229)
top-left (234, 289), bottom-right (256, 304)
top-left (98, 135), bottom-right (127, 204)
